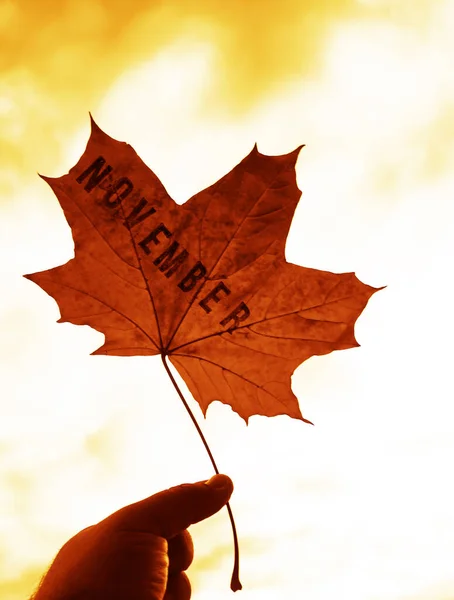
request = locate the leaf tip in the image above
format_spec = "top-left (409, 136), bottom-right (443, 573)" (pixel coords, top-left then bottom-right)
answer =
top-left (88, 112), bottom-right (126, 146)
top-left (298, 408), bottom-right (314, 425)
top-left (89, 112), bottom-right (104, 137)
top-left (250, 143), bottom-right (304, 165)
top-left (250, 142), bottom-right (259, 156)
top-left (23, 272), bottom-right (42, 286)
top-left (288, 144), bottom-right (305, 165)
top-left (38, 173), bottom-right (56, 185)
top-left (91, 346), bottom-right (107, 356)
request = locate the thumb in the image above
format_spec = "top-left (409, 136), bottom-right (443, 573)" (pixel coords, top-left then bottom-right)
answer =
top-left (108, 474), bottom-right (233, 539)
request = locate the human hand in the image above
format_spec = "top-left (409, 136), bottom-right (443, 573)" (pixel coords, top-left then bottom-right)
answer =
top-left (32, 474), bottom-right (233, 600)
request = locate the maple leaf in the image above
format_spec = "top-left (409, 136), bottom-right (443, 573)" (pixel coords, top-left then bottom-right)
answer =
top-left (25, 116), bottom-right (379, 424)
top-left (25, 116), bottom-right (380, 591)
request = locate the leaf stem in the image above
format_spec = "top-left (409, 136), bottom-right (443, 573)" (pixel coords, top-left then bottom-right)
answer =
top-left (161, 353), bottom-right (242, 592)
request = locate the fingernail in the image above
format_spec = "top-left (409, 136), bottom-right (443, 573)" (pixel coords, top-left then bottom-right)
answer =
top-left (205, 474), bottom-right (232, 491)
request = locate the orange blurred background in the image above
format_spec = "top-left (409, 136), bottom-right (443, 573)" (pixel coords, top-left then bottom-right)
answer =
top-left (1, 1), bottom-right (454, 598)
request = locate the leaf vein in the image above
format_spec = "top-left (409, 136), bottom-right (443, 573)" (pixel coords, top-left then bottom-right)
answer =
top-left (166, 168), bottom-right (290, 348)
top-left (50, 280), bottom-right (159, 350)
top-left (169, 293), bottom-right (357, 353)
top-left (174, 353), bottom-right (290, 410)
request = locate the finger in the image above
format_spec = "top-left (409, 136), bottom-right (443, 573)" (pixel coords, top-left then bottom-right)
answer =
top-left (163, 572), bottom-right (191, 600)
top-left (168, 530), bottom-right (194, 574)
top-left (109, 474), bottom-right (233, 539)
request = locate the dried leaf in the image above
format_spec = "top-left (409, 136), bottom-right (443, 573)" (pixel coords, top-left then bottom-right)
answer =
top-left (26, 116), bottom-right (379, 424)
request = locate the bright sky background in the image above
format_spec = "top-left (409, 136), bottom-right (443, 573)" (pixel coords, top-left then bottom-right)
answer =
top-left (1, 1), bottom-right (454, 599)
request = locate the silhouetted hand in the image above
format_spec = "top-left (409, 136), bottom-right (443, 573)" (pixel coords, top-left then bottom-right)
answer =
top-left (32, 474), bottom-right (233, 600)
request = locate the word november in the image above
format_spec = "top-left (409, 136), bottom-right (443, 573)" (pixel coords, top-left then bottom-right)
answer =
top-left (76, 156), bottom-right (251, 334)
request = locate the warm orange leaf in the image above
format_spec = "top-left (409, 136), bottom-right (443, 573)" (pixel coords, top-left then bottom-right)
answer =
top-left (26, 116), bottom-right (379, 424)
